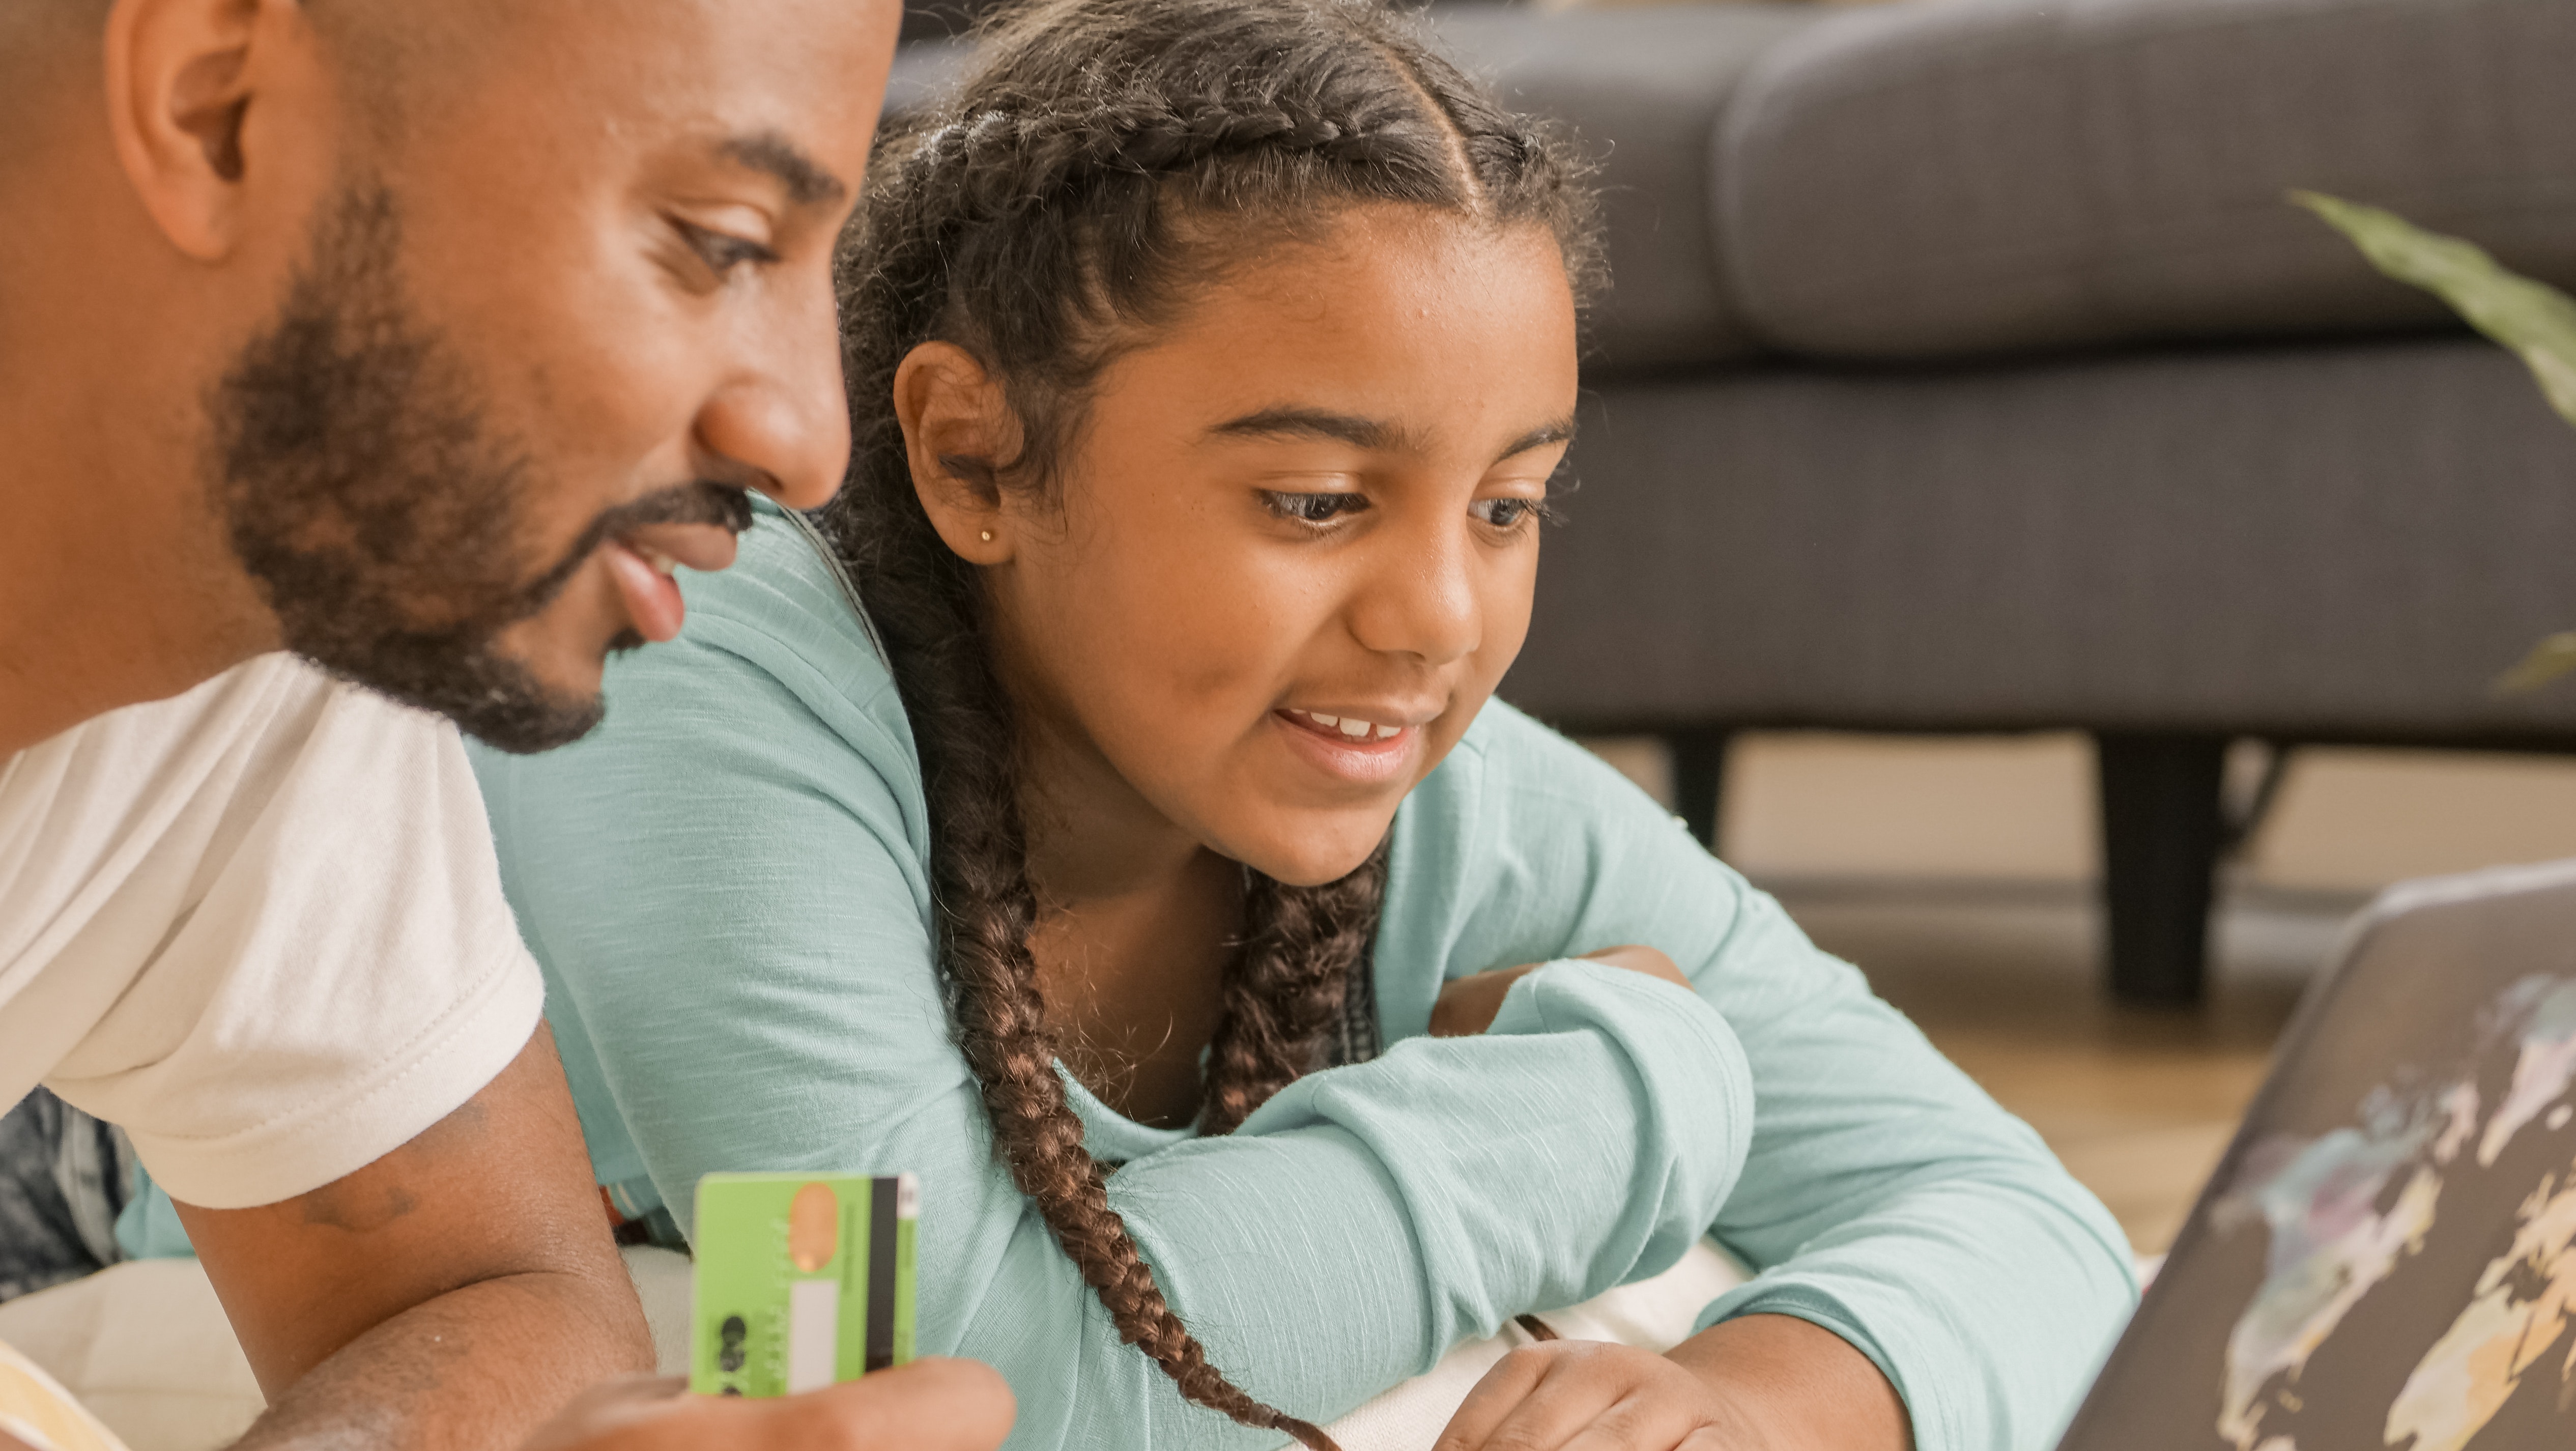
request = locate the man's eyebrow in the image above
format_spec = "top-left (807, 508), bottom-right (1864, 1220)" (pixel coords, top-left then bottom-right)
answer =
top-left (1498, 417), bottom-right (1578, 461)
top-left (1207, 407), bottom-right (1409, 451)
top-left (718, 132), bottom-right (848, 210)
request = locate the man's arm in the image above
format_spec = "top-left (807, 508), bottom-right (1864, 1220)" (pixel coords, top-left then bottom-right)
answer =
top-left (177, 1026), bottom-right (651, 1447)
top-left (109, 1023), bottom-right (1010, 1451)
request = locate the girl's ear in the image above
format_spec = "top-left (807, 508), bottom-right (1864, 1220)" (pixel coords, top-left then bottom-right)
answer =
top-left (894, 342), bottom-right (1018, 564)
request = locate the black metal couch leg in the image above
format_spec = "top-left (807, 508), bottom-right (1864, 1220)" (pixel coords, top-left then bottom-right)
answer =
top-left (2094, 731), bottom-right (2227, 1007)
top-left (1665, 729), bottom-right (1732, 854)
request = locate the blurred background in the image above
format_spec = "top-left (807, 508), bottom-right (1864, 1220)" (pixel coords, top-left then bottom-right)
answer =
top-left (896, 0), bottom-right (2576, 1253)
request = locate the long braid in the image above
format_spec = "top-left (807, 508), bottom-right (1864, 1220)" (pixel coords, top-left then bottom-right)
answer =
top-left (826, 1), bottom-right (1603, 1441)
top-left (826, 445), bottom-right (1354, 1448)
top-left (1200, 844), bottom-right (1391, 1137)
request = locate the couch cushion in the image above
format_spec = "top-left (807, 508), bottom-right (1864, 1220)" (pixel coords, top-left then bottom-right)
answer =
top-left (1505, 337), bottom-right (2576, 739)
top-left (1432, 4), bottom-right (1824, 372)
top-left (1719, 0), bottom-right (2576, 361)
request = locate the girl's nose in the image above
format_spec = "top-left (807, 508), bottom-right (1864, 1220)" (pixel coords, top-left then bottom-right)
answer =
top-left (1349, 524), bottom-right (1481, 667)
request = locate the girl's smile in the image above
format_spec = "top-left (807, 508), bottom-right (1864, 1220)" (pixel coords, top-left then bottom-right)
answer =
top-left (1273, 705), bottom-right (1427, 785)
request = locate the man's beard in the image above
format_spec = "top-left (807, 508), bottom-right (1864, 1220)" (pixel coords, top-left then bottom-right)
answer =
top-left (207, 183), bottom-right (751, 754)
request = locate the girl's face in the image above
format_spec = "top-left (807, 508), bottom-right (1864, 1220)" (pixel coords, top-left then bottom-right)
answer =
top-left (905, 206), bottom-right (1579, 887)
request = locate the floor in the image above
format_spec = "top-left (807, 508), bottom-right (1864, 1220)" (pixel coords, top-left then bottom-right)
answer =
top-left (1779, 885), bottom-right (2308, 1254)
top-left (1581, 730), bottom-right (2576, 1252)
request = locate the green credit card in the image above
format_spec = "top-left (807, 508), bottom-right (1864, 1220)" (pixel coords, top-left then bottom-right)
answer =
top-left (691, 1172), bottom-right (918, 1397)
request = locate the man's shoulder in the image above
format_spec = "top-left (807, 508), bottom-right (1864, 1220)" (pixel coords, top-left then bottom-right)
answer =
top-left (20, 653), bottom-right (328, 757)
top-left (2, 651), bottom-right (485, 924)
top-left (2, 655), bottom-right (422, 844)
top-left (4, 651), bottom-right (542, 1205)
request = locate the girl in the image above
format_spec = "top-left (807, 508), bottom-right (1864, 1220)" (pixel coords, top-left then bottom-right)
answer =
top-left (473, 2), bottom-right (2136, 1446)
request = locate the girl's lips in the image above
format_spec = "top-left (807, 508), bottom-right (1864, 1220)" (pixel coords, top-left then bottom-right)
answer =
top-left (1273, 707), bottom-right (1417, 785)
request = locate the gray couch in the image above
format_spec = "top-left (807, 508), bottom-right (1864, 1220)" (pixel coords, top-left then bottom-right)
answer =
top-left (1429, 0), bottom-right (2576, 1004)
top-left (892, 0), bottom-right (2576, 1005)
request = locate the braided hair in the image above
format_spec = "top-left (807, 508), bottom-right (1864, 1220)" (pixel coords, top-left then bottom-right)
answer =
top-left (824, 2), bottom-right (1602, 1443)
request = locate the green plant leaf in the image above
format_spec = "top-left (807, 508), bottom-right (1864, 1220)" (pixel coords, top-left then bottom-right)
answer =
top-left (2293, 191), bottom-right (2576, 429)
top-left (2495, 632), bottom-right (2576, 696)
top-left (2298, 193), bottom-right (2576, 694)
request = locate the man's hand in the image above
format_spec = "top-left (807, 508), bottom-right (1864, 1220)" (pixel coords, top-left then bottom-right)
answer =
top-left (180, 1027), bottom-right (655, 1447)
top-left (1432, 1316), bottom-right (1912, 1451)
top-left (521, 1362), bottom-right (1015, 1451)
top-left (1430, 946), bottom-right (1693, 1038)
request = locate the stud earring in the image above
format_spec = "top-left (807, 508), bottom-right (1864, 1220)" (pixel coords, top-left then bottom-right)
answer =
top-left (979, 530), bottom-right (994, 542)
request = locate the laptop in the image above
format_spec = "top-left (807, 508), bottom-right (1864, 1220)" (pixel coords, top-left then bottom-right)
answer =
top-left (2058, 859), bottom-right (2576, 1450)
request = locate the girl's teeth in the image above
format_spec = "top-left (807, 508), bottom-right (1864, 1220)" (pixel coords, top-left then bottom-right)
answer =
top-left (1290, 708), bottom-right (1404, 741)
top-left (643, 548), bottom-right (678, 578)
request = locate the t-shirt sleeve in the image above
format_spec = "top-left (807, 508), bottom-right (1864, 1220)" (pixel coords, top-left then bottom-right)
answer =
top-left (476, 563), bottom-right (1756, 1448)
top-left (43, 667), bottom-right (544, 1211)
top-left (1404, 707), bottom-right (2139, 1451)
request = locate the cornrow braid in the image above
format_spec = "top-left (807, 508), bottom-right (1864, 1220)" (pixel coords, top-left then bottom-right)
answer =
top-left (825, 1), bottom-right (1604, 1444)
top-left (911, 98), bottom-right (1407, 200)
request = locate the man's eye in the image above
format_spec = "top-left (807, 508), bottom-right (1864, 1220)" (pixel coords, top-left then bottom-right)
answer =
top-left (675, 219), bottom-right (780, 278)
top-left (1471, 497), bottom-right (1554, 530)
top-left (1263, 492), bottom-right (1369, 525)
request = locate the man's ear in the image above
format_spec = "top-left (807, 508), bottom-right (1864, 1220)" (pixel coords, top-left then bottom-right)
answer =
top-left (893, 340), bottom-right (1020, 565)
top-left (103, 0), bottom-right (307, 261)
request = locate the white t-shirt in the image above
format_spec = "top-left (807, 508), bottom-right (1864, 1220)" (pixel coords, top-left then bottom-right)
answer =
top-left (0, 655), bottom-right (543, 1210)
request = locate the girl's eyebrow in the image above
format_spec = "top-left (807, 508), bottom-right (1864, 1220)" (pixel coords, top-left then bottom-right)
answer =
top-left (1207, 407), bottom-right (1405, 450)
top-left (1498, 417), bottom-right (1577, 462)
top-left (1206, 408), bottom-right (1578, 463)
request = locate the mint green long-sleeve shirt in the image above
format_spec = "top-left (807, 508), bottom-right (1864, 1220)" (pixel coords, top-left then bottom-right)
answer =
top-left (469, 502), bottom-right (2135, 1450)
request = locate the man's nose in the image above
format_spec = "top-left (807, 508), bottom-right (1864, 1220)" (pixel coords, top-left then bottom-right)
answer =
top-left (693, 291), bottom-right (851, 512)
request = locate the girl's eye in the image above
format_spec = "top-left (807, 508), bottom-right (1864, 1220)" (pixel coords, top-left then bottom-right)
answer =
top-left (675, 219), bottom-right (780, 280)
top-left (1471, 497), bottom-right (1553, 531)
top-left (1263, 492), bottom-right (1370, 526)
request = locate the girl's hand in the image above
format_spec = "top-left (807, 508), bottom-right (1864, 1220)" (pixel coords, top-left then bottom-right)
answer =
top-left (1433, 1317), bottom-right (1913, 1451)
top-left (1433, 1341), bottom-right (1756, 1450)
top-left (1429, 946), bottom-right (1693, 1037)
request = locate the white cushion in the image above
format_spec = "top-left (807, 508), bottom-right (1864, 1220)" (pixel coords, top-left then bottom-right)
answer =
top-left (0, 1262), bottom-right (259, 1451)
top-left (0, 1240), bottom-right (1741, 1451)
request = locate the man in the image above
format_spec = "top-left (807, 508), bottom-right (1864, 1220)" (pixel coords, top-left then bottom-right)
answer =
top-left (0, 1), bottom-right (1012, 1447)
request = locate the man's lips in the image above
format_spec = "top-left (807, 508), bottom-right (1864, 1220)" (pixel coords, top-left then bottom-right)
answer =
top-left (621, 520), bottom-right (741, 574)
top-left (600, 523), bottom-right (742, 644)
